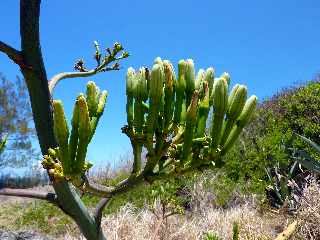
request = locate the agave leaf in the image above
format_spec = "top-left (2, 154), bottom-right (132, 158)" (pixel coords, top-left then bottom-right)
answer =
top-left (295, 149), bottom-right (320, 174)
top-left (294, 133), bottom-right (320, 153)
top-left (288, 160), bottom-right (298, 178)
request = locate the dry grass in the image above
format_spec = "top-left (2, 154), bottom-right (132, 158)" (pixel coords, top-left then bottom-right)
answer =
top-left (97, 201), bottom-right (292, 240)
top-left (296, 179), bottom-right (320, 239)
top-left (4, 175), bottom-right (320, 239)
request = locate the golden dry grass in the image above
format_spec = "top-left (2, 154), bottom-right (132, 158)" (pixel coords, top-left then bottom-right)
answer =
top-left (3, 177), bottom-right (320, 239)
top-left (97, 201), bottom-right (292, 240)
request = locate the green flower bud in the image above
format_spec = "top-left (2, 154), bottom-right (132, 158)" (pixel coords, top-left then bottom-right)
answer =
top-left (126, 67), bottom-right (136, 97)
top-left (177, 60), bottom-right (187, 92)
top-left (205, 67), bottom-right (215, 101)
top-left (195, 69), bottom-right (205, 92)
top-left (149, 63), bottom-right (164, 100)
top-left (185, 59), bottom-right (195, 93)
top-left (219, 84), bottom-right (247, 146)
top-left (195, 82), bottom-right (210, 137)
top-left (53, 100), bottom-right (70, 174)
top-left (163, 60), bottom-right (175, 131)
top-left (154, 56), bottom-right (162, 65)
top-left (220, 72), bottom-right (230, 85)
top-left (96, 90), bottom-right (108, 118)
top-left (182, 91), bottom-right (199, 163)
top-left (173, 60), bottom-right (187, 126)
top-left (221, 95), bottom-right (257, 155)
top-left (53, 100), bottom-right (69, 146)
top-left (227, 85), bottom-right (247, 120)
top-left (237, 95), bottom-right (258, 127)
top-left (86, 81), bottom-right (98, 117)
top-left (75, 95), bottom-right (91, 174)
top-left (69, 98), bottom-right (80, 171)
top-left (145, 64), bottom-right (164, 138)
top-left (136, 67), bottom-right (148, 101)
top-left (210, 78), bottom-right (228, 150)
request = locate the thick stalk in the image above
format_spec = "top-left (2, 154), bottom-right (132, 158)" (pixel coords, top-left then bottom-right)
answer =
top-left (19, 1), bottom-right (106, 239)
top-left (132, 142), bottom-right (142, 175)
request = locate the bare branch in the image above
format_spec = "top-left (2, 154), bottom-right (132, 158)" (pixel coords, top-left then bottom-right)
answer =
top-left (0, 188), bottom-right (58, 204)
top-left (49, 68), bottom-right (107, 95)
top-left (94, 197), bottom-right (111, 227)
top-left (48, 42), bottom-right (129, 95)
top-left (0, 41), bottom-right (22, 64)
top-left (80, 173), bottom-right (145, 198)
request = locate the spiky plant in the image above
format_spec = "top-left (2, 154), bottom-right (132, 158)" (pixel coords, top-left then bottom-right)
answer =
top-left (35, 57), bottom-right (257, 239)
top-left (43, 58), bottom-right (257, 190)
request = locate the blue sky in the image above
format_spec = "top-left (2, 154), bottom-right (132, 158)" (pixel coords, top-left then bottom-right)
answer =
top-left (1, 0), bottom-right (320, 167)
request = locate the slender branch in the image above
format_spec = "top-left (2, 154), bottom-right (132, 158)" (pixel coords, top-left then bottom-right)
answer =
top-left (0, 41), bottom-right (22, 63)
top-left (81, 153), bottom-right (215, 198)
top-left (0, 188), bottom-right (57, 204)
top-left (94, 197), bottom-right (111, 227)
top-left (82, 174), bottom-right (144, 197)
top-left (49, 69), bottom-right (100, 95)
top-left (48, 47), bottom-right (128, 95)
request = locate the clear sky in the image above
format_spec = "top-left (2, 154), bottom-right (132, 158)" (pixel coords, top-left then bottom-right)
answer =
top-left (1, 0), bottom-right (320, 167)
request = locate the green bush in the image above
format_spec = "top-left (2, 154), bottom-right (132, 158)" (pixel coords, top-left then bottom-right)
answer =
top-left (222, 79), bottom-right (320, 195)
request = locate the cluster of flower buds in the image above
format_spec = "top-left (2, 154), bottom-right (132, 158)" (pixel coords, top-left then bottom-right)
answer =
top-left (125, 57), bottom-right (257, 174)
top-left (42, 147), bottom-right (64, 180)
top-left (74, 41), bottom-right (129, 73)
top-left (42, 81), bottom-right (106, 180)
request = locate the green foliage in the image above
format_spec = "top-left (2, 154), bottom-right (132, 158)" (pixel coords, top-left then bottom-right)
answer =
top-left (12, 201), bottom-right (75, 236)
top-left (217, 79), bottom-right (320, 205)
top-left (101, 174), bottom-right (190, 215)
top-left (149, 180), bottom-right (185, 219)
top-left (293, 133), bottom-right (320, 173)
top-left (232, 222), bottom-right (240, 240)
top-left (203, 232), bottom-right (221, 240)
top-left (202, 222), bottom-right (239, 240)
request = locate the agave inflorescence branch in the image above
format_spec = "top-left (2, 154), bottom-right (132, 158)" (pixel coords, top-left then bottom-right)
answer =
top-left (123, 57), bottom-right (257, 179)
top-left (42, 56), bottom-right (257, 199)
top-left (42, 81), bottom-right (107, 183)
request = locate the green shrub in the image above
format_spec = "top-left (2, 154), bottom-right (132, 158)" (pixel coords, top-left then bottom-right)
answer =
top-left (221, 79), bottom-right (320, 196)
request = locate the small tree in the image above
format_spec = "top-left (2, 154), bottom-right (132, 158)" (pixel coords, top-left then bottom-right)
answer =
top-left (0, 73), bottom-right (37, 168)
top-left (0, 1), bottom-right (257, 239)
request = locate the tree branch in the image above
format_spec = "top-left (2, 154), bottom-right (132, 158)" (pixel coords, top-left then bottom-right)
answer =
top-left (49, 68), bottom-right (110, 95)
top-left (82, 173), bottom-right (145, 198)
top-left (94, 197), bottom-right (111, 227)
top-left (48, 43), bottom-right (129, 95)
top-left (0, 41), bottom-right (22, 63)
top-left (0, 188), bottom-right (57, 204)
